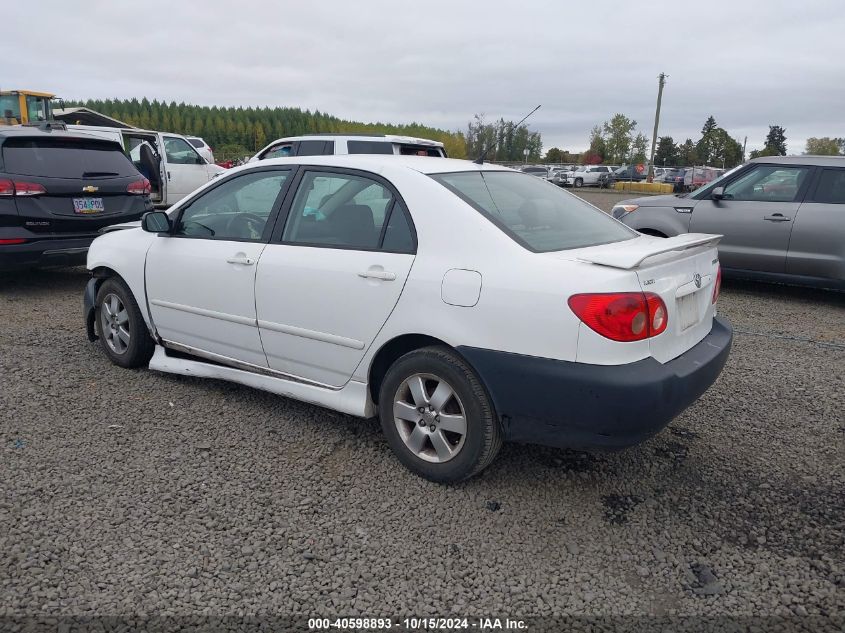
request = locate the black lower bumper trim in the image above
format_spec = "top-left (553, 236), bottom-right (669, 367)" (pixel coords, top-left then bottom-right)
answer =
top-left (0, 236), bottom-right (94, 272)
top-left (457, 316), bottom-right (733, 450)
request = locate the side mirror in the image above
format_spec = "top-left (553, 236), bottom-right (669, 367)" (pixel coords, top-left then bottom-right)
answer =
top-left (142, 211), bottom-right (171, 233)
top-left (711, 187), bottom-right (726, 200)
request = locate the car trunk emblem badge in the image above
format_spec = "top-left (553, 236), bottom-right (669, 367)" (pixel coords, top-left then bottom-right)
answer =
top-left (82, 186), bottom-right (99, 193)
top-left (694, 273), bottom-right (702, 288)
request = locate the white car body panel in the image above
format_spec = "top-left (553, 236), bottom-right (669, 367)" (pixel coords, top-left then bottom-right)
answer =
top-left (145, 237), bottom-right (269, 367)
top-left (148, 346), bottom-right (374, 417)
top-left (86, 155), bottom-right (723, 421)
top-left (255, 246), bottom-right (415, 386)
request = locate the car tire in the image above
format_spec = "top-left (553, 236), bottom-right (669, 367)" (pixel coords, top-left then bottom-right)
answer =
top-left (574, 178), bottom-right (583, 188)
top-left (96, 277), bottom-right (155, 369)
top-left (378, 346), bottom-right (502, 483)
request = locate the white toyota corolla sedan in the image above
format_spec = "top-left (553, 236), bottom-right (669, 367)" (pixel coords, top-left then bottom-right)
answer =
top-left (83, 155), bottom-right (732, 482)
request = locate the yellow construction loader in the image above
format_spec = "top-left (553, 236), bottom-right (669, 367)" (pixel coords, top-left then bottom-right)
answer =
top-left (0, 90), bottom-right (59, 125)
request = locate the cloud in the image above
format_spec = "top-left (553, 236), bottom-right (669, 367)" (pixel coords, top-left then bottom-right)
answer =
top-left (3, 0), bottom-right (842, 154)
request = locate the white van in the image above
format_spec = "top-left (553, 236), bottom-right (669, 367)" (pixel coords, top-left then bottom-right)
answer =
top-left (66, 125), bottom-right (225, 207)
top-left (249, 134), bottom-right (447, 162)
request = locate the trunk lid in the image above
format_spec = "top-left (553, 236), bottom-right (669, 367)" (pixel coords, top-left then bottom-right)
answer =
top-left (555, 234), bottom-right (722, 363)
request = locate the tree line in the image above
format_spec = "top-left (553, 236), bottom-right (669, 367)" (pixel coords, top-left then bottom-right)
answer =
top-left (68, 98), bottom-right (468, 160)
top-left (546, 115), bottom-right (844, 166)
top-left (462, 114), bottom-right (544, 162)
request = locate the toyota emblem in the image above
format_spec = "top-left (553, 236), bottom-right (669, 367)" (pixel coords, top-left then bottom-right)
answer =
top-left (694, 273), bottom-right (702, 288)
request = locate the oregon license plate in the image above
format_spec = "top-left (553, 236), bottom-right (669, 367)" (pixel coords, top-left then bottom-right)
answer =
top-left (677, 292), bottom-right (700, 331)
top-left (73, 198), bottom-right (104, 214)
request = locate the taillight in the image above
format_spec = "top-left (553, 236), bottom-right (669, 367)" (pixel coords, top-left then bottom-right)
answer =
top-left (127, 178), bottom-right (151, 195)
top-left (0, 238), bottom-right (27, 245)
top-left (12, 181), bottom-right (47, 196)
top-left (568, 292), bottom-right (669, 342)
top-left (712, 265), bottom-right (722, 304)
top-left (0, 179), bottom-right (13, 196)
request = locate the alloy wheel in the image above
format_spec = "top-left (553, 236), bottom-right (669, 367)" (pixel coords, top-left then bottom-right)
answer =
top-left (392, 373), bottom-right (467, 463)
top-left (101, 293), bottom-right (131, 355)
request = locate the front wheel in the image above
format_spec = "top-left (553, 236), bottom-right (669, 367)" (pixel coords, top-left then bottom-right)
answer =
top-left (96, 277), bottom-right (155, 368)
top-left (378, 347), bottom-right (502, 483)
top-left (574, 178), bottom-right (583, 188)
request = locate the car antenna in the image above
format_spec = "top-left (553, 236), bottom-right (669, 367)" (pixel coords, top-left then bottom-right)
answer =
top-left (474, 105), bottom-right (541, 165)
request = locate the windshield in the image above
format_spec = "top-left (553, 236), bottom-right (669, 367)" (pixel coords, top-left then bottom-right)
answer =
top-left (431, 171), bottom-right (636, 252)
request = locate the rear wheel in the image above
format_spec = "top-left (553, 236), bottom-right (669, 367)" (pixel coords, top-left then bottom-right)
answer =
top-left (96, 277), bottom-right (155, 368)
top-left (378, 347), bottom-right (501, 483)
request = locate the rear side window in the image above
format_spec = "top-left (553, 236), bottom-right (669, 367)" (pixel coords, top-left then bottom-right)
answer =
top-left (432, 171), bottom-right (636, 252)
top-left (282, 170), bottom-right (414, 253)
top-left (1, 137), bottom-right (138, 178)
top-left (298, 140), bottom-right (334, 156)
top-left (347, 140), bottom-right (393, 155)
top-left (810, 169), bottom-right (845, 204)
top-left (188, 138), bottom-right (204, 148)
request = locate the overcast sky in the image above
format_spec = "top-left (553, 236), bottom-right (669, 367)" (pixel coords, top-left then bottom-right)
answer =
top-left (4, 0), bottom-right (843, 155)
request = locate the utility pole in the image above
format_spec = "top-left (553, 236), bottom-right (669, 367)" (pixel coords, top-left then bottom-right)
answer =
top-left (647, 72), bottom-right (667, 182)
top-left (742, 136), bottom-right (748, 163)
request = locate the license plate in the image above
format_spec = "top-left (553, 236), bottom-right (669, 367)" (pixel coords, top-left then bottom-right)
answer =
top-left (677, 292), bottom-right (700, 331)
top-left (73, 198), bottom-right (104, 214)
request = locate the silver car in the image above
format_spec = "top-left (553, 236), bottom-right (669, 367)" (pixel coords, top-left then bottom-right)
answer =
top-left (612, 156), bottom-right (845, 289)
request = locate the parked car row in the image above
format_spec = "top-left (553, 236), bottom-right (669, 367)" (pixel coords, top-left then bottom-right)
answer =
top-left (614, 155), bottom-right (845, 290)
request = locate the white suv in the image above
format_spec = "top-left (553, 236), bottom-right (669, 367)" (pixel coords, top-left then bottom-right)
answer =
top-left (250, 134), bottom-right (447, 161)
top-left (569, 165), bottom-right (613, 188)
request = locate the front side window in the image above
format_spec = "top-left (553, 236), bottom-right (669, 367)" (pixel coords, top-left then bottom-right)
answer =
top-left (721, 165), bottom-right (810, 202)
top-left (163, 137), bottom-right (204, 165)
top-left (175, 170), bottom-right (289, 240)
top-left (261, 143), bottom-right (295, 159)
top-left (810, 168), bottom-right (845, 204)
top-left (432, 171), bottom-right (636, 252)
top-left (282, 171), bottom-right (413, 252)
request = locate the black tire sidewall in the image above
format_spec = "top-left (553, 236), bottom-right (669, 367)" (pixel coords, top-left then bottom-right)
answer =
top-left (378, 348), bottom-right (497, 483)
top-left (95, 278), bottom-right (153, 368)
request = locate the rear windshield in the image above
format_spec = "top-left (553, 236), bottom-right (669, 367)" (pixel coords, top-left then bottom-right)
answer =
top-left (431, 171), bottom-right (636, 252)
top-left (2, 137), bottom-right (138, 179)
top-left (399, 145), bottom-right (444, 157)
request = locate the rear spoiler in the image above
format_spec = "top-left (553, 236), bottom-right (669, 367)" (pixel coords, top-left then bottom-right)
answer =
top-left (577, 233), bottom-right (722, 270)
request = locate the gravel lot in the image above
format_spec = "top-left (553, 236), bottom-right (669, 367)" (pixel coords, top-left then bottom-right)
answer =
top-left (1, 245), bottom-right (843, 624)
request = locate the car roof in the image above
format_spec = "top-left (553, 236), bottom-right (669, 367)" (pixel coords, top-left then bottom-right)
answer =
top-left (749, 155), bottom-right (845, 168)
top-left (264, 134), bottom-right (445, 147)
top-left (243, 154), bottom-right (514, 175)
top-left (0, 125), bottom-right (122, 144)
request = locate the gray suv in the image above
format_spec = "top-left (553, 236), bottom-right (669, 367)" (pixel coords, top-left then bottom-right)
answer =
top-left (612, 156), bottom-right (845, 289)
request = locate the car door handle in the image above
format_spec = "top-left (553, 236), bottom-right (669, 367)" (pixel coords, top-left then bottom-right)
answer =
top-left (226, 256), bottom-right (255, 265)
top-left (358, 270), bottom-right (396, 281)
top-left (763, 213), bottom-right (791, 222)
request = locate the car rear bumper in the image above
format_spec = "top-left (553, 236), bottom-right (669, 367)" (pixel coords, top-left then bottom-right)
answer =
top-left (457, 316), bottom-right (733, 450)
top-left (0, 236), bottom-right (95, 271)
